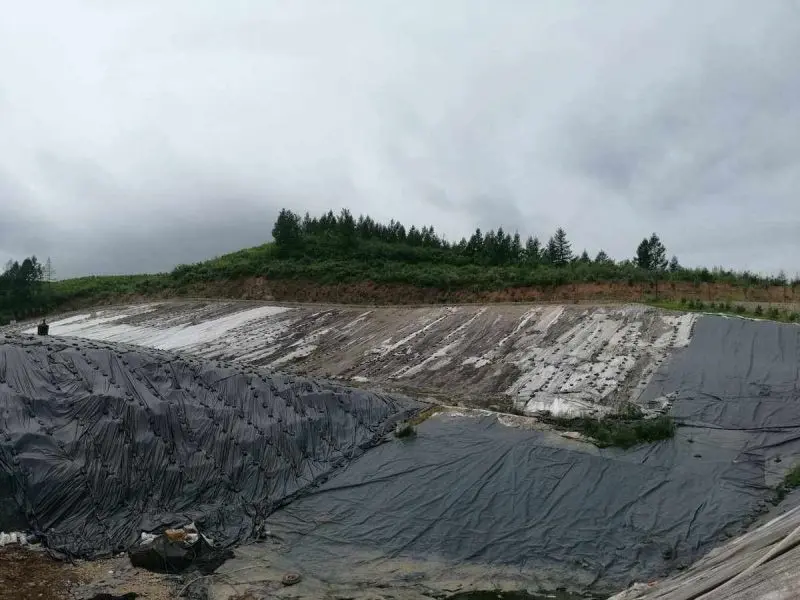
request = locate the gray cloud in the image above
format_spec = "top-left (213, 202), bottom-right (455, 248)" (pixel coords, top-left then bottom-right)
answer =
top-left (1, 1), bottom-right (799, 277)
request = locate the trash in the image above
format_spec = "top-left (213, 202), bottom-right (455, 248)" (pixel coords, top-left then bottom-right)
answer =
top-left (282, 572), bottom-right (302, 586)
top-left (129, 524), bottom-right (233, 575)
top-left (0, 531), bottom-right (28, 546)
top-left (36, 319), bottom-right (49, 336)
top-left (139, 532), bottom-right (157, 545)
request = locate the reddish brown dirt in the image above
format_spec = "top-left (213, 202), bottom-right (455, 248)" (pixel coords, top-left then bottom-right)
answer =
top-left (58, 277), bottom-right (800, 312)
top-left (184, 278), bottom-right (800, 306)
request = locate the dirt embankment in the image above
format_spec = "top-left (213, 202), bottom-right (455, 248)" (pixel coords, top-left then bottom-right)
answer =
top-left (25, 302), bottom-right (694, 418)
top-left (187, 278), bottom-right (800, 305)
top-left (72, 278), bottom-right (800, 309)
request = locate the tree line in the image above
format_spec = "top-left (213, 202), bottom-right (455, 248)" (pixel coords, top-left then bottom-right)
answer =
top-left (271, 208), bottom-right (684, 272)
top-left (0, 256), bottom-right (55, 324)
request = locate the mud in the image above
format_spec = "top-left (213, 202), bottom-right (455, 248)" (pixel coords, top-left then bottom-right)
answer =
top-left (16, 301), bottom-right (696, 417)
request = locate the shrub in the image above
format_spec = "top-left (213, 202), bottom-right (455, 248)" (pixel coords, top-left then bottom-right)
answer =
top-left (538, 412), bottom-right (675, 449)
top-left (774, 463), bottom-right (800, 504)
top-left (735, 304), bottom-right (747, 314)
top-left (767, 307), bottom-right (781, 320)
top-left (754, 305), bottom-right (764, 316)
top-left (394, 422), bottom-right (416, 438)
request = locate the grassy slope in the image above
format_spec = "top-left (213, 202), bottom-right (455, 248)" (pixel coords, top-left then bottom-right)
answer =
top-left (649, 299), bottom-right (800, 324)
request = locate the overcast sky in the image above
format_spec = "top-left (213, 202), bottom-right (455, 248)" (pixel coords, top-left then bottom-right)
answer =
top-left (2, 1), bottom-right (799, 278)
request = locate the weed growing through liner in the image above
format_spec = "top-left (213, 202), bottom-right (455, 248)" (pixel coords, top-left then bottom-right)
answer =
top-left (394, 422), bottom-right (417, 438)
top-left (773, 463), bottom-right (800, 504)
top-left (648, 299), bottom-right (800, 325)
top-left (538, 404), bottom-right (675, 449)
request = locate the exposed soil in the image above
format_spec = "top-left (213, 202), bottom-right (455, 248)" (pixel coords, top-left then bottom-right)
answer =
top-left (0, 546), bottom-right (80, 600)
top-left (55, 277), bottom-right (800, 313)
top-left (186, 278), bottom-right (800, 307)
top-left (18, 302), bottom-right (695, 418)
top-left (0, 547), bottom-right (174, 600)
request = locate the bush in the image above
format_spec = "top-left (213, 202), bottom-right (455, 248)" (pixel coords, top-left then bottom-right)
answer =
top-left (539, 412), bottom-right (675, 449)
top-left (774, 463), bottom-right (800, 504)
top-left (735, 304), bottom-right (747, 314)
top-left (754, 305), bottom-right (764, 316)
top-left (767, 307), bottom-right (781, 320)
top-left (394, 422), bottom-right (416, 438)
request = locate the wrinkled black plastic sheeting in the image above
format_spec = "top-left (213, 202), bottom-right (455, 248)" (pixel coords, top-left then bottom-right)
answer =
top-left (129, 535), bottom-right (233, 574)
top-left (263, 316), bottom-right (800, 593)
top-left (264, 417), bottom-right (766, 593)
top-left (0, 468), bottom-right (27, 531)
top-left (641, 316), bottom-right (800, 450)
top-left (0, 335), bottom-right (421, 557)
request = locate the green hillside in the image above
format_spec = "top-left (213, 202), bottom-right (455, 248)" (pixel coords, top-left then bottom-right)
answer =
top-left (2, 208), bottom-right (799, 324)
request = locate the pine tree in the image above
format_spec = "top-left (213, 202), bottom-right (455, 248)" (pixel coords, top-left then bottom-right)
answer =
top-left (548, 228), bottom-right (572, 266)
top-left (579, 250), bottom-right (590, 263)
top-left (44, 257), bottom-right (55, 283)
top-left (466, 228), bottom-right (483, 257)
top-left (495, 227), bottom-right (507, 264)
top-left (525, 236), bottom-right (541, 264)
top-left (511, 233), bottom-right (523, 264)
top-left (407, 226), bottom-right (422, 246)
top-left (649, 233), bottom-right (668, 271)
top-left (544, 237), bottom-right (557, 265)
top-left (595, 250), bottom-right (610, 264)
top-left (668, 255), bottom-right (680, 272)
top-left (636, 233), bottom-right (668, 271)
top-left (635, 238), bottom-right (652, 270)
top-left (271, 209), bottom-right (303, 251)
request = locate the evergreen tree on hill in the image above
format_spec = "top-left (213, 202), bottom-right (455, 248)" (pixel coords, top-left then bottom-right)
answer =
top-left (648, 233), bottom-right (668, 271)
top-left (635, 238), bottom-right (651, 270)
top-left (525, 236), bottom-right (541, 264)
top-left (546, 228), bottom-right (573, 266)
top-left (635, 233), bottom-right (668, 271)
top-left (511, 233), bottom-right (523, 264)
top-left (272, 209), bottom-right (303, 251)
